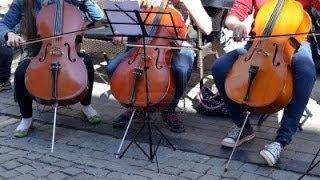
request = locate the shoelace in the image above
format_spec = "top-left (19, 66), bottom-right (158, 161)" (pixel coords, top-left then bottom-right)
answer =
top-left (265, 142), bottom-right (282, 159)
top-left (228, 125), bottom-right (241, 138)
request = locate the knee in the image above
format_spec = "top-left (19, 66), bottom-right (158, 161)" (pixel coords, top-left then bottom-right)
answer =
top-left (212, 59), bottom-right (228, 83)
top-left (293, 57), bottom-right (316, 82)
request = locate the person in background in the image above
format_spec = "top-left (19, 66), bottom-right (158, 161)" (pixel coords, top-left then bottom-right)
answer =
top-left (0, 0), bottom-right (14, 92)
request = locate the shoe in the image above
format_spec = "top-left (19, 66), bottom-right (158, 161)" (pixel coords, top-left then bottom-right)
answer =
top-left (13, 129), bottom-right (28, 138)
top-left (0, 80), bottom-right (11, 92)
top-left (260, 142), bottom-right (283, 166)
top-left (87, 114), bottom-right (102, 124)
top-left (112, 110), bottom-right (146, 128)
top-left (221, 125), bottom-right (255, 147)
top-left (161, 111), bottom-right (185, 133)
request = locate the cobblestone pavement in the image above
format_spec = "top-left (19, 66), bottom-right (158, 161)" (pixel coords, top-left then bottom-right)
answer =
top-left (0, 114), bottom-right (319, 180)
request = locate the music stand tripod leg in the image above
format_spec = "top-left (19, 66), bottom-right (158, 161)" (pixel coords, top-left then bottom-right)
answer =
top-left (298, 148), bottom-right (320, 179)
top-left (116, 109), bottom-right (137, 158)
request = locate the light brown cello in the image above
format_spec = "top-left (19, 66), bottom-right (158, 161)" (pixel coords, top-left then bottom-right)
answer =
top-left (225, 0), bottom-right (312, 114)
top-left (25, 0), bottom-right (88, 106)
top-left (110, 1), bottom-right (188, 110)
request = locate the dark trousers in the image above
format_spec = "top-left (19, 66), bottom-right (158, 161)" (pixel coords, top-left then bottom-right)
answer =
top-left (0, 46), bottom-right (14, 82)
top-left (14, 53), bottom-right (94, 118)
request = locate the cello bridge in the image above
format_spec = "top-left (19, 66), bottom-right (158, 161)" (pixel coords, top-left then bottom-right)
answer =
top-left (50, 46), bottom-right (64, 56)
top-left (254, 47), bottom-right (269, 56)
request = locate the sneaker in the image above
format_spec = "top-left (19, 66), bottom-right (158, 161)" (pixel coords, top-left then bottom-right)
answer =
top-left (112, 110), bottom-right (146, 128)
top-left (260, 142), bottom-right (283, 166)
top-left (0, 80), bottom-right (11, 92)
top-left (221, 125), bottom-right (255, 147)
top-left (161, 111), bottom-right (185, 133)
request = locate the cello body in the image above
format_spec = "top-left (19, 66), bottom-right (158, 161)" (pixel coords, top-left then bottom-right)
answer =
top-left (225, 0), bottom-right (311, 114)
top-left (25, 1), bottom-right (88, 106)
top-left (110, 4), bottom-right (187, 110)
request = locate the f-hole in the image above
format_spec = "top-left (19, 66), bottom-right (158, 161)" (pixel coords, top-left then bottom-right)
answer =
top-left (244, 41), bottom-right (261, 62)
top-left (39, 43), bottom-right (52, 62)
top-left (154, 48), bottom-right (162, 70)
top-left (272, 43), bottom-right (280, 66)
top-left (64, 43), bottom-right (76, 62)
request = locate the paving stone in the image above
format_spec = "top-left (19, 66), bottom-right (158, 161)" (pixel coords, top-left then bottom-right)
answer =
top-left (72, 173), bottom-right (96, 180)
top-left (39, 156), bottom-right (60, 164)
top-left (82, 167), bottom-right (110, 177)
top-left (161, 166), bottom-right (183, 176)
top-left (15, 174), bottom-right (37, 180)
top-left (179, 171), bottom-right (202, 179)
top-left (240, 163), bottom-right (260, 173)
top-left (54, 160), bottom-right (74, 168)
top-left (225, 160), bottom-right (244, 170)
top-left (42, 165), bottom-right (61, 172)
top-left (192, 163), bottom-right (211, 174)
top-left (254, 166), bottom-right (274, 177)
top-left (0, 147), bottom-right (15, 154)
top-left (47, 172), bottom-right (71, 180)
top-left (239, 172), bottom-right (262, 180)
top-left (206, 157), bottom-right (227, 167)
top-left (15, 165), bottom-right (35, 174)
top-left (0, 170), bottom-right (21, 178)
top-left (16, 157), bottom-right (33, 165)
top-left (270, 169), bottom-right (300, 179)
top-left (2, 160), bottom-right (23, 170)
top-left (105, 172), bottom-right (129, 179)
top-left (257, 177), bottom-right (274, 180)
top-left (198, 174), bottom-right (221, 180)
top-left (29, 169), bottom-right (51, 177)
top-left (61, 167), bottom-right (84, 176)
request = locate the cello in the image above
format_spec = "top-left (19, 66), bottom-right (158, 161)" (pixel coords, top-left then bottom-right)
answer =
top-left (110, 1), bottom-right (188, 110)
top-left (25, 0), bottom-right (88, 106)
top-left (224, 0), bottom-right (312, 114)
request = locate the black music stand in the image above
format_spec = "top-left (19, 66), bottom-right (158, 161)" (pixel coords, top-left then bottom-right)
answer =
top-left (103, 5), bottom-right (187, 161)
top-left (299, 148), bottom-right (320, 179)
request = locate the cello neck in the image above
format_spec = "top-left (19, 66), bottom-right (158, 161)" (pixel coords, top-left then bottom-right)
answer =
top-left (54, 0), bottom-right (64, 36)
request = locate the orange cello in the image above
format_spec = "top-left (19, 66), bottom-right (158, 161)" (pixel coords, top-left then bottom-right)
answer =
top-left (224, 0), bottom-right (312, 114)
top-left (110, 1), bottom-right (188, 110)
top-left (25, 0), bottom-right (88, 106)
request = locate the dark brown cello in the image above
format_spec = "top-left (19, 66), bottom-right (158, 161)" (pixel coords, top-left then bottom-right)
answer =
top-left (110, 1), bottom-right (188, 110)
top-left (25, 0), bottom-right (88, 106)
top-left (225, 0), bottom-right (312, 114)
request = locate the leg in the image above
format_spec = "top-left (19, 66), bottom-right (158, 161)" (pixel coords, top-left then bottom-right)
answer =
top-left (212, 47), bottom-right (255, 147)
top-left (0, 46), bottom-right (14, 91)
top-left (78, 53), bottom-right (102, 124)
top-left (260, 42), bottom-right (316, 166)
top-left (106, 48), bottom-right (131, 78)
top-left (161, 48), bottom-right (195, 133)
top-left (14, 59), bottom-right (33, 118)
top-left (212, 47), bottom-right (248, 127)
top-left (14, 59), bottom-right (34, 138)
top-left (0, 46), bottom-right (14, 82)
top-left (79, 53), bottom-right (94, 106)
top-left (275, 42), bottom-right (316, 145)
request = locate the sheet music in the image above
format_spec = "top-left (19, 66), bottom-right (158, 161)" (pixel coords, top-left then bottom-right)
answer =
top-left (104, 0), bottom-right (142, 35)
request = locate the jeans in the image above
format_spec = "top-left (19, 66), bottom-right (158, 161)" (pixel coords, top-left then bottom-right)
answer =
top-left (212, 42), bottom-right (316, 145)
top-left (0, 46), bottom-right (13, 82)
top-left (14, 53), bottom-right (94, 118)
top-left (106, 48), bottom-right (195, 109)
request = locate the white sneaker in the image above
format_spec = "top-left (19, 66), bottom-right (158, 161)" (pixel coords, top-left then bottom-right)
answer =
top-left (221, 125), bottom-right (255, 147)
top-left (260, 142), bottom-right (283, 166)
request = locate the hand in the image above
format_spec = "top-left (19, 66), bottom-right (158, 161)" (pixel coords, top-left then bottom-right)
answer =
top-left (232, 24), bottom-right (249, 42)
top-left (6, 32), bottom-right (25, 47)
top-left (112, 36), bottom-right (128, 46)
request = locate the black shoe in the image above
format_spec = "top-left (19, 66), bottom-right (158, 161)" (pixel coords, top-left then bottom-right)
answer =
top-left (0, 80), bottom-right (11, 92)
top-left (112, 110), bottom-right (146, 128)
top-left (161, 111), bottom-right (185, 133)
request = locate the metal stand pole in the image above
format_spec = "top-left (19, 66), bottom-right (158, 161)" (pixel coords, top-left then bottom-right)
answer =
top-left (224, 111), bottom-right (251, 172)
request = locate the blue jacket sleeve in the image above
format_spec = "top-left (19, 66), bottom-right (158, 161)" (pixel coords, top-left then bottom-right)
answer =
top-left (0, 0), bottom-right (23, 43)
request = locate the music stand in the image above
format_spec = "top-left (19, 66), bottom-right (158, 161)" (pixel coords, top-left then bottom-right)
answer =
top-left (103, 4), bottom-right (188, 161)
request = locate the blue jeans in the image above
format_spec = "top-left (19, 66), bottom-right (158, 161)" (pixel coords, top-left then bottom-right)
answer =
top-left (106, 48), bottom-right (195, 109)
top-left (0, 46), bottom-right (13, 82)
top-left (212, 42), bottom-right (316, 145)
